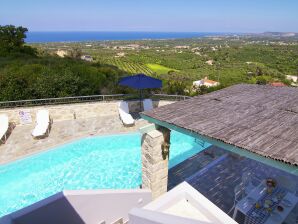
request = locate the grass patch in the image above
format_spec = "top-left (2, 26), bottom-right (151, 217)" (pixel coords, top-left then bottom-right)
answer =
top-left (146, 63), bottom-right (178, 75)
top-left (105, 59), bottom-right (154, 75)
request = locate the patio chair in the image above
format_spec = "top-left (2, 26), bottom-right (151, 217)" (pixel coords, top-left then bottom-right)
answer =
top-left (32, 110), bottom-right (51, 138)
top-left (242, 171), bottom-right (260, 195)
top-left (228, 183), bottom-right (246, 215)
top-left (143, 99), bottom-right (154, 111)
top-left (118, 101), bottom-right (135, 126)
top-left (0, 114), bottom-right (9, 144)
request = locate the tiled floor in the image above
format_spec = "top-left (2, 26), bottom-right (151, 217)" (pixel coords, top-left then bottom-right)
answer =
top-left (168, 145), bottom-right (227, 190)
top-left (168, 146), bottom-right (298, 224)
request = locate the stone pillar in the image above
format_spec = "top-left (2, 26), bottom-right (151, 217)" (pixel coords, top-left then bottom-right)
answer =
top-left (141, 127), bottom-right (171, 199)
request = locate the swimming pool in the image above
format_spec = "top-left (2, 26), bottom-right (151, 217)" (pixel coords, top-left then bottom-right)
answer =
top-left (0, 131), bottom-right (210, 217)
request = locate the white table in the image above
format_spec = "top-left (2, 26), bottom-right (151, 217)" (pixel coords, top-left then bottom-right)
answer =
top-left (233, 182), bottom-right (298, 224)
top-left (264, 193), bottom-right (298, 224)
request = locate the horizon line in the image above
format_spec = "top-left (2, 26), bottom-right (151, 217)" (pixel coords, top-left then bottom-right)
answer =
top-left (26, 30), bottom-right (298, 34)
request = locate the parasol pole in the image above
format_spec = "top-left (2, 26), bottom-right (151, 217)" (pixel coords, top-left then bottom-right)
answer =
top-left (139, 89), bottom-right (143, 111)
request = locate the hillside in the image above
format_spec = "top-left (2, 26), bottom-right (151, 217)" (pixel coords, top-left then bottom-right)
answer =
top-left (1, 25), bottom-right (298, 101)
top-left (32, 35), bottom-right (298, 95)
top-left (0, 25), bottom-right (128, 101)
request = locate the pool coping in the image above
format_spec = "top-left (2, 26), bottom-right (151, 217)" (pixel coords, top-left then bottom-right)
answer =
top-left (0, 131), bottom-right (140, 166)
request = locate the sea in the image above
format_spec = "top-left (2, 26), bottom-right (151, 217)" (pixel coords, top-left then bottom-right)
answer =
top-left (26, 31), bottom-right (222, 43)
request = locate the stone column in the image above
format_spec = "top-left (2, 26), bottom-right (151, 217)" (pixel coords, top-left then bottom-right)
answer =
top-left (141, 127), bottom-right (171, 199)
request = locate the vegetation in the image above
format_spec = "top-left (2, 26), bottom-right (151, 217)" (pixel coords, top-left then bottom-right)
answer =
top-left (36, 35), bottom-right (295, 96)
top-left (0, 25), bottom-right (126, 101)
top-left (1, 25), bottom-right (298, 101)
top-left (146, 63), bottom-right (178, 75)
top-left (101, 58), bottom-right (154, 75)
top-left (0, 25), bottom-right (36, 57)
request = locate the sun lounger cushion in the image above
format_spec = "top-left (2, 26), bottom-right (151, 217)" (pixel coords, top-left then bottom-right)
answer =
top-left (0, 114), bottom-right (9, 141)
top-left (143, 99), bottom-right (154, 111)
top-left (118, 101), bottom-right (134, 126)
top-left (32, 110), bottom-right (50, 137)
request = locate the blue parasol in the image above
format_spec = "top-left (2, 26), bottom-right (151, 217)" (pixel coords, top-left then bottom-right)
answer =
top-left (119, 74), bottom-right (162, 109)
top-left (119, 74), bottom-right (162, 89)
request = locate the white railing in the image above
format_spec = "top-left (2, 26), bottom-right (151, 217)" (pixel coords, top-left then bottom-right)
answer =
top-left (0, 94), bottom-right (191, 108)
top-left (151, 94), bottom-right (191, 101)
top-left (0, 94), bottom-right (128, 108)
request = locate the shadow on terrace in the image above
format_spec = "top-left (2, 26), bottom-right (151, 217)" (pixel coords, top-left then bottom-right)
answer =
top-left (168, 145), bottom-right (298, 224)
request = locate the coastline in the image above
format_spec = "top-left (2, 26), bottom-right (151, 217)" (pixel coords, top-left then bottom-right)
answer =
top-left (26, 31), bottom-right (224, 43)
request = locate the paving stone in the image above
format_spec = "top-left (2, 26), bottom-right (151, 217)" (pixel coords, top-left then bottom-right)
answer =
top-left (0, 115), bottom-right (148, 164)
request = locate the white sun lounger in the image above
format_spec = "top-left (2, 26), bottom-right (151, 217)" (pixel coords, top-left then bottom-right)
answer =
top-left (0, 114), bottom-right (9, 143)
top-left (118, 101), bottom-right (135, 126)
top-left (143, 99), bottom-right (154, 111)
top-left (32, 110), bottom-right (51, 138)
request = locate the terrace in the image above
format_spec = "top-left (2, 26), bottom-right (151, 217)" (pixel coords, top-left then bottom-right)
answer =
top-left (168, 146), bottom-right (298, 223)
top-left (1, 85), bottom-right (298, 224)
top-left (0, 94), bottom-right (184, 164)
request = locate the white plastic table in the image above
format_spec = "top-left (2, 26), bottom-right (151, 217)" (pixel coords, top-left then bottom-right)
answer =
top-left (233, 182), bottom-right (298, 224)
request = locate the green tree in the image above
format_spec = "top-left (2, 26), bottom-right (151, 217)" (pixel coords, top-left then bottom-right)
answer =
top-left (69, 47), bottom-right (82, 59)
top-left (0, 25), bottom-right (35, 56)
top-left (255, 67), bottom-right (263, 76)
top-left (255, 75), bottom-right (272, 85)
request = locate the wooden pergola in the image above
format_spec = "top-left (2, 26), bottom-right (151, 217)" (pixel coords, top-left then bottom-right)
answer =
top-left (140, 84), bottom-right (298, 197)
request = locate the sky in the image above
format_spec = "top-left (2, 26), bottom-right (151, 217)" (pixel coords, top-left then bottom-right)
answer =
top-left (1, 0), bottom-right (298, 32)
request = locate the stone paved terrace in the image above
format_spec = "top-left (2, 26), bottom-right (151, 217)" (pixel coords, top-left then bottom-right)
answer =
top-left (168, 146), bottom-right (298, 224)
top-left (0, 114), bottom-right (148, 164)
top-left (0, 100), bottom-right (178, 164)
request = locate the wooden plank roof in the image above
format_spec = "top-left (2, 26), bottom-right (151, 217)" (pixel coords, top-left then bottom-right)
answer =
top-left (142, 84), bottom-right (298, 166)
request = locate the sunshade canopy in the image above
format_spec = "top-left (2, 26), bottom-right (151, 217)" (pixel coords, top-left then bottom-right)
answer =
top-left (119, 74), bottom-right (162, 90)
top-left (141, 84), bottom-right (298, 167)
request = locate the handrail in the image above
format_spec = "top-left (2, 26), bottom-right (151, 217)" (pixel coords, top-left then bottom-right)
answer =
top-left (0, 94), bottom-right (127, 103)
top-left (0, 94), bottom-right (191, 109)
top-left (151, 94), bottom-right (192, 101)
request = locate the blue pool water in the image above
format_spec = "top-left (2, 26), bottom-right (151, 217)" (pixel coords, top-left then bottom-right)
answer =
top-left (0, 131), bottom-right (210, 217)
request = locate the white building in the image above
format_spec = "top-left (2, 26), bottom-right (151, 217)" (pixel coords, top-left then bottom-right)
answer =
top-left (205, 60), bottom-right (214, 65)
top-left (286, 75), bottom-right (298, 83)
top-left (115, 52), bottom-right (125, 58)
top-left (56, 50), bottom-right (68, 58)
top-left (193, 77), bottom-right (220, 88)
top-left (81, 55), bottom-right (93, 62)
top-left (174, 45), bottom-right (190, 49)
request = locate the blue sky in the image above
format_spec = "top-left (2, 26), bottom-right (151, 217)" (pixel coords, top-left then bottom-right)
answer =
top-left (1, 0), bottom-right (297, 32)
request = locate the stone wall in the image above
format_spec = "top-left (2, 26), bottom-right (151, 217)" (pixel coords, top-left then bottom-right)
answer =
top-left (0, 100), bottom-right (173, 125)
top-left (141, 128), bottom-right (171, 199)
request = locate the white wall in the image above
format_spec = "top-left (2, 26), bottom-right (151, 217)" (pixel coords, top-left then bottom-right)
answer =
top-left (129, 208), bottom-right (204, 224)
top-left (0, 189), bottom-right (152, 224)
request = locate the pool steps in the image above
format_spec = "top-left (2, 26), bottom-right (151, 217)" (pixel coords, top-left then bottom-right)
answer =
top-left (0, 182), bottom-right (239, 224)
top-left (0, 189), bottom-right (149, 224)
top-left (100, 217), bottom-right (128, 224)
top-left (110, 218), bottom-right (123, 224)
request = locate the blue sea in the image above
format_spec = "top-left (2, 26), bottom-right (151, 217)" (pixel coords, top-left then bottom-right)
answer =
top-left (26, 31), bottom-right (221, 43)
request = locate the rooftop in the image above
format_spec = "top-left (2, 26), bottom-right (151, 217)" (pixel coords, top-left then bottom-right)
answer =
top-left (270, 82), bottom-right (287, 87)
top-left (204, 79), bottom-right (219, 85)
top-left (142, 84), bottom-right (298, 166)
